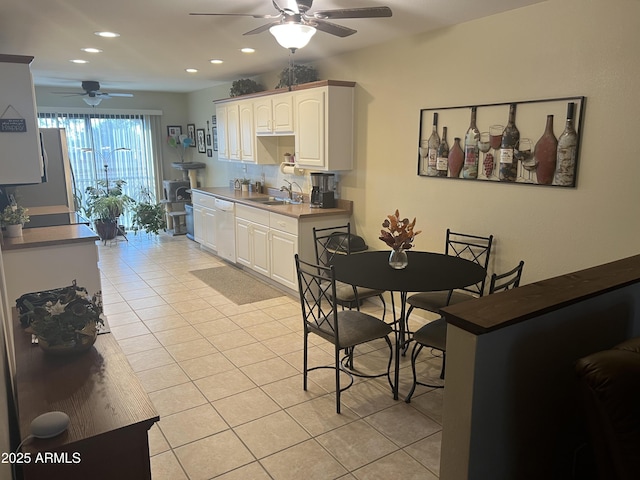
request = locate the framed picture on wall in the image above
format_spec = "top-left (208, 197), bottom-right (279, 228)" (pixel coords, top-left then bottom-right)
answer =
top-left (187, 124), bottom-right (196, 147)
top-left (167, 125), bottom-right (181, 138)
top-left (212, 115), bottom-right (218, 151)
top-left (206, 133), bottom-right (212, 146)
top-left (207, 148), bottom-right (213, 158)
top-left (196, 128), bottom-right (206, 153)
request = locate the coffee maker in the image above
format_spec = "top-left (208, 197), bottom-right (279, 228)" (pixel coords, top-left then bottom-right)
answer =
top-left (310, 173), bottom-right (335, 209)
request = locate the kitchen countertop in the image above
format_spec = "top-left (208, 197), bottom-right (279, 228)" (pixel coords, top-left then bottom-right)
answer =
top-left (1, 224), bottom-right (99, 251)
top-left (192, 187), bottom-right (353, 219)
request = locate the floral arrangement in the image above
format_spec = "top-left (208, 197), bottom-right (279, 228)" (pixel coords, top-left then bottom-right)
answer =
top-left (1, 204), bottom-right (29, 226)
top-left (379, 209), bottom-right (421, 251)
top-left (18, 282), bottom-right (104, 348)
top-left (167, 134), bottom-right (193, 162)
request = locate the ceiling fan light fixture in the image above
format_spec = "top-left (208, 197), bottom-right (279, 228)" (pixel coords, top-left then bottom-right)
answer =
top-left (83, 96), bottom-right (102, 106)
top-left (269, 24), bottom-right (316, 51)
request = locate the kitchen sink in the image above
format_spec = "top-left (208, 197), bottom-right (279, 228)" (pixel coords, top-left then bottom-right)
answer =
top-left (248, 197), bottom-right (302, 206)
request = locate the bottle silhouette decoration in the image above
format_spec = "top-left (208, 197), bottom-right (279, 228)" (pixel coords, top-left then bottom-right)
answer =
top-left (426, 113), bottom-right (440, 177)
top-left (534, 115), bottom-right (558, 185)
top-left (436, 126), bottom-right (449, 177)
top-left (499, 104), bottom-right (520, 182)
top-left (553, 102), bottom-right (578, 186)
top-left (449, 138), bottom-right (464, 178)
top-left (463, 107), bottom-right (480, 179)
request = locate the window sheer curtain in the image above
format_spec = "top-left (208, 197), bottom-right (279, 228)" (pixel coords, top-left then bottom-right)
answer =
top-left (38, 112), bottom-right (165, 228)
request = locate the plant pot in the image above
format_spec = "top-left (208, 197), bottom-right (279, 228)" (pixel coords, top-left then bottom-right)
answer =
top-left (389, 249), bottom-right (409, 270)
top-left (5, 224), bottom-right (23, 238)
top-left (94, 220), bottom-right (118, 240)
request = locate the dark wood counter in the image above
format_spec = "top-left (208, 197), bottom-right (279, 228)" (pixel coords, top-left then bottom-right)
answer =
top-left (2, 224), bottom-right (98, 251)
top-left (13, 316), bottom-right (159, 479)
top-left (442, 254), bottom-right (640, 335)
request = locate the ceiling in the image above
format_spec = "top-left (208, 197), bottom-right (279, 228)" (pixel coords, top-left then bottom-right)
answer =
top-left (1, 0), bottom-right (543, 94)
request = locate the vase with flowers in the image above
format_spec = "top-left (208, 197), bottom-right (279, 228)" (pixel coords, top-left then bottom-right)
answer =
top-left (379, 209), bottom-right (421, 269)
top-left (167, 134), bottom-right (193, 163)
top-left (1, 204), bottom-right (30, 238)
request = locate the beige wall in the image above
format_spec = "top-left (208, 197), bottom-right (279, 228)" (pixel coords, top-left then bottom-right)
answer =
top-left (305, 0), bottom-right (640, 284)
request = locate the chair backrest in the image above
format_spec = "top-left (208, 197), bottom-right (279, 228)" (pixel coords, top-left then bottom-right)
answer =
top-left (313, 223), bottom-right (352, 268)
top-left (295, 254), bottom-right (340, 343)
top-left (489, 260), bottom-right (525, 294)
top-left (445, 229), bottom-right (494, 297)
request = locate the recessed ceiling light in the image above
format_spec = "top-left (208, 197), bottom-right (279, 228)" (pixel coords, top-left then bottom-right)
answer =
top-left (81, 48), bottom-right (103, 53)
top-left (186, 68), bottom-right (198, 73)
top-left (70, 59), bottom-right (89, 64)
top-left (94, 31), bottom-right (120, 38)
top-left (210, 59), bottom-right (224, 64)
top-left (240, 48), bottom-right (255, 53)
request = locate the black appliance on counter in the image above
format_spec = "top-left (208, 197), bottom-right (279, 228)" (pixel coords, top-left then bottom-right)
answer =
top-left (310, 172), bottom-right (335, 209)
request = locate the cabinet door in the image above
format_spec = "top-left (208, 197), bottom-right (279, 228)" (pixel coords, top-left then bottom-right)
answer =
top-left (272, 94), bottom-right (294, 134)
top-left (238, 101), bottom-right (255, 162)
top-left (215, 104), bottom-right (229, 159)
top-left (235, 218), bottom-right (252, 267)
top-left (203, 208), bottom-right (217, 250)
top-left (193, 204), bottom-right (204, 244)
top-left (270, 230), bottom-right (298, 290)
top-left (252, 224), bottom-right (270, 276)
top-left (295, 90), bottom-right (325, 168)
top-left (226, 104), bottom-right (241, 160)
top-left (254, 98), bottom-right (272, 134)
top-left (0, 57), bottom-right (42, 184)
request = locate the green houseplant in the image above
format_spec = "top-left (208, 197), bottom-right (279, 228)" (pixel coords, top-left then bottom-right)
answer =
top-left (275, 64), bottom-right (318, 89)
top-left (84, 179), bottom-right (134, 241)
top-left (1, 204), bottom-right (30, 238)
top-left (131, 187), bottom-right (166, 235)
top-left (230, 78), bottom-right (264, 97)
top-left (18, 281), bottom-right (104, 355)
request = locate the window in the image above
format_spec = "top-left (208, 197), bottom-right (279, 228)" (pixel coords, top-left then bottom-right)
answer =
top-left (38, 112), bottom-right (160, 228)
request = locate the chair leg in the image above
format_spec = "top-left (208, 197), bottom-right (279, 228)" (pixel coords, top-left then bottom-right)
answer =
top-left (440, 352), bottom-right (446, 380)
top-left (334, 345), bottom-right (341, 414)
top-left (379, 294), bottom-right (387, 322)
top-left (402, 305), bottom-right (416, 356)
top-left (303, 332), bottom-right (308, 391)
top-left (405, 342), bottom-right (425, 403)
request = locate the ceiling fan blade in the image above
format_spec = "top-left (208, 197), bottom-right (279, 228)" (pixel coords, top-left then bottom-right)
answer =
top-left (189, 12), bottom-right (279, 19)
top-left (243, 21), bottom-right (280, 35)
top-left (52, 92), bottom-right (86, 96)
top-left (101, 93), bottom-right (134, 98)
top-left (311, 19), bottom-right (356, 38)
top-left (311, 6), bottom-right (392, 20)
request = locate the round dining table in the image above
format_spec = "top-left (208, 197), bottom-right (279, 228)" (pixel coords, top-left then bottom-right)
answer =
top-left (331, 250), bottom-right (486, 400)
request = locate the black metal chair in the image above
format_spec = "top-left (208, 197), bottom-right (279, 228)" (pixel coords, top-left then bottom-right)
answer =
top-left (295, 254), bottom-right (393, 414)
top-left (404, 261), bottom-right (524, 403)
top-left (404, 229), bottom-right (494, 336)
top-left (313, 223), bottom-right (387, 320)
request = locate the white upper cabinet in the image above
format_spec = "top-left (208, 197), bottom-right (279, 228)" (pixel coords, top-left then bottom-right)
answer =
top-left (254, 94), bottom-right (294, 135)
top-left (214, 81), bottom-right (354, 170)
top-left (0, 55), bottom-right (43, 184)
top-left (216, 100), bottom-right (255, 163)
top-left (294, 85), bottom-right (354, 171)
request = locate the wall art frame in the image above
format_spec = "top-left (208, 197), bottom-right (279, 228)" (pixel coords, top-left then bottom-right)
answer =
top-left (167, 125), bottom-right (182, 138)
top-left (187, 124), bottom-right (196, 147)
top-left (196, 128), bottom-right (206, 153)
top-left (418, 96), bottom-right (585, 188)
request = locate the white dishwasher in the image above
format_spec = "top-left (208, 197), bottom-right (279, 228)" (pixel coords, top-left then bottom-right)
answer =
top-left (214, 198), bottom-right (236, 263)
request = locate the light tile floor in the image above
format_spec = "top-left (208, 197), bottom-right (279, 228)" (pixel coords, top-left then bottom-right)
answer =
top-left (98, 234), bottom-right (445, 480)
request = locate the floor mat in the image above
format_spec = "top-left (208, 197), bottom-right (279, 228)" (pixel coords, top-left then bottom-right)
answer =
top-left (190, 265), bottom-right (286, 305)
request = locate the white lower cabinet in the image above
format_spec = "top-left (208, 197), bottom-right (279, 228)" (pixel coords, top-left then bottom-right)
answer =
top-left (192, 192), bottom-right (217, 252)
top-left (270, 229), bottom-right (297, 290)
top-left (235, 205), bottom-right (270, 276)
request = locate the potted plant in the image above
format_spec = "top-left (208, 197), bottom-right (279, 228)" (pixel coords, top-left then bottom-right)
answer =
top-left (131, 187), bottom-right (166, 235)
top-left (84, 179), bottom-right (134, 241)
top-left (241, 178), bottom-right (251, 192)
top-left (229, 78), bottom-right (264, 97)
top-left (18, 281), bottom-right (104, 355)
top-left (1, 204), bottom-right (30, 238)
top-left (275, 64), bottom-right (318, 89)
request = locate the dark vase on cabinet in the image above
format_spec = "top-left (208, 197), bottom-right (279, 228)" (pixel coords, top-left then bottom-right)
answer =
top-left (449, 138), bottom-right (464, 178)
top-left (534, 115), bottom-right (558, 185)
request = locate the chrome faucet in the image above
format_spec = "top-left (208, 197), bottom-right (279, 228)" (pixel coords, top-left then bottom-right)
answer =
top-left (280, 180), bottom-right (304, 203)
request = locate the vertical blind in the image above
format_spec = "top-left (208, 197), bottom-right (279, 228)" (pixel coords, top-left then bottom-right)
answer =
top-left (38, 112), bottom-right (161, 228)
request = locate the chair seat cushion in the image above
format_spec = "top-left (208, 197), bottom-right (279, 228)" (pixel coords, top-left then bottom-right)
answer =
top-left (414, 318), bottom-right (447, 351)
top-left (334, 281), bottom-right (384, 302)
top-left (310, 311), bottom-right (392, 349)
top-left (407, 290), bottom-right (476, 313)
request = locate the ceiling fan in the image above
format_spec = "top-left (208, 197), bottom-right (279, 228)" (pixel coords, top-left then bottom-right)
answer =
top-left (190, 0), bottom-right (392, 50)
top-left (53, 81), bottom-right (134, 106)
